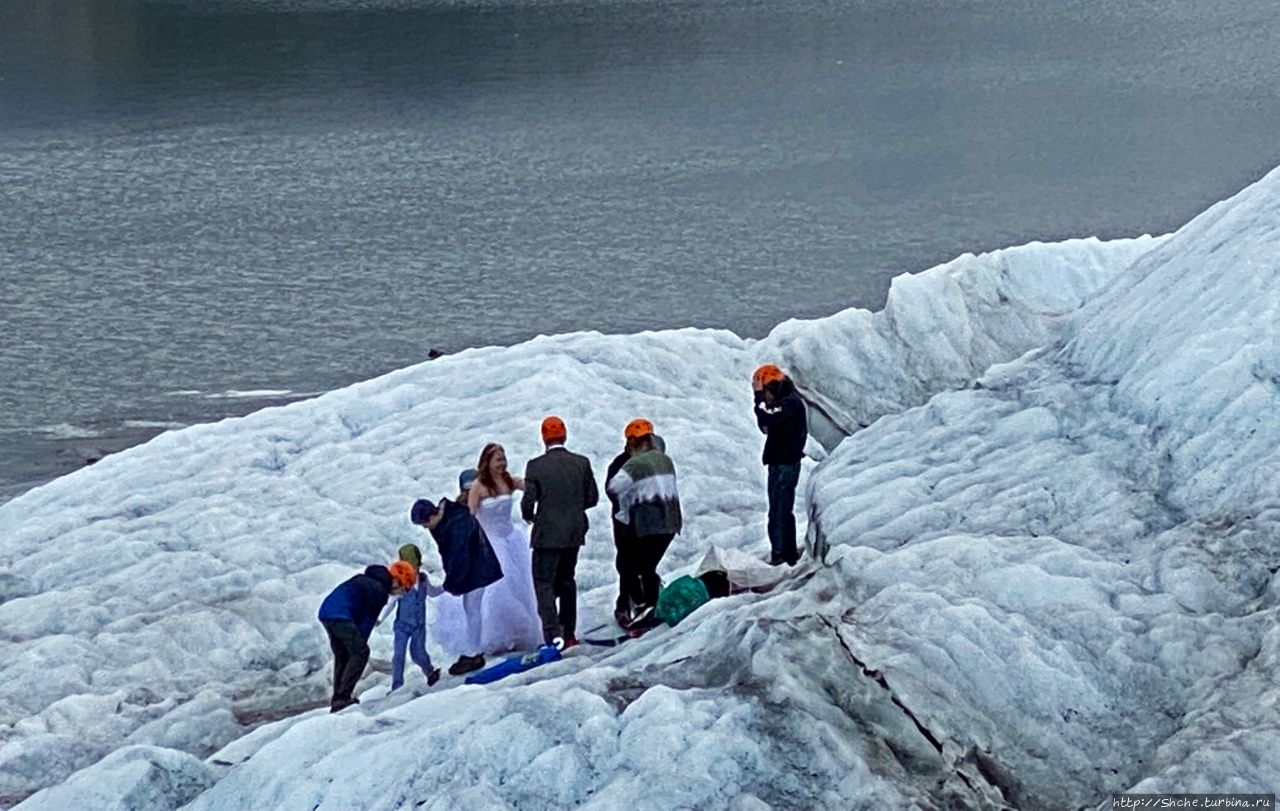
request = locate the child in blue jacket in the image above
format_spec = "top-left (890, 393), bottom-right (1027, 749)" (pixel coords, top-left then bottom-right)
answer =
top-left (387, 543), bottom-right (445, 691)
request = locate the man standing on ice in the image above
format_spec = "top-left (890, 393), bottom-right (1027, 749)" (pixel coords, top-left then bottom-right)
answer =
top-left (752, 363), bottom-right (807, 566)
top-left (521, 415), bottom-right (599, 649)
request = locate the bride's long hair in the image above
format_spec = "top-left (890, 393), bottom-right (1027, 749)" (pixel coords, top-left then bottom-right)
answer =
top-left (476, 442), bottom-right (516, 494)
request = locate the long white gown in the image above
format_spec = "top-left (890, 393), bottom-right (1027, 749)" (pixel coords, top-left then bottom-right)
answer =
top-left (432, 493), bottom-right (543, 655)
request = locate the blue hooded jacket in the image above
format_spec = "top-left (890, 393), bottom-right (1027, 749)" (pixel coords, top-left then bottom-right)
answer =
top-left (428, 498), bottom-right (504, 595)
top-left (318, 565), bottom-right (394, 639)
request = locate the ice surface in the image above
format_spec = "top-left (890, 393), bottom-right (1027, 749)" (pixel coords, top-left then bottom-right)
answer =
top-left (764, 235), bottom-right (1168, 446)
top-left (800, 169), bottom-right (1280, 807)
top-left (4, 168), bottom-right (1279, 809)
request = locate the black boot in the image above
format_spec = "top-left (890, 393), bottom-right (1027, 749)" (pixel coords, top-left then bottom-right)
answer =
top-left (448, 654), bottom-right (485, 676)
top-left (330, 696), bottom-right (359, 713)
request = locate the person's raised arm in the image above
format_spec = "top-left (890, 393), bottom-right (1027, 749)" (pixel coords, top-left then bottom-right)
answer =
top-left (753, 388), bottom-right (773, 433)
top-left (467, 481), bottom-right (484, 514)
top-left (758, 386), bottom-right (798, 432)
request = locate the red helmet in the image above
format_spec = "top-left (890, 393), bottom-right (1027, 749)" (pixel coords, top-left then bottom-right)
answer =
top-left (753, 364), bottom-right (785, 387)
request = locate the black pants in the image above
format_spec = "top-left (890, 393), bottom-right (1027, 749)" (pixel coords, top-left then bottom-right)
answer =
top-left (612, 519), bottom-right (645, 613)
top-left (767, 462), bottom-right (802, 564)
top-left (321, 620), bottom-right (369, 704)
top-left (634, 533), bottom-right (675, 608)
top-left (532, 546), bottom-right (579, 643)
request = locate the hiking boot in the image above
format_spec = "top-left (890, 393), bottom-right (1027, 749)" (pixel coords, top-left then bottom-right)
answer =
top-left (329, 696), bottom-right (359, 713)
top-left (427, 667), bottom-right (441, 687)
top-left (448, 654), bottom-right (485, 676)
top-left (613, 609), bottom-right (632, 628)
top-left (770, 550), bottom-right (800, 566)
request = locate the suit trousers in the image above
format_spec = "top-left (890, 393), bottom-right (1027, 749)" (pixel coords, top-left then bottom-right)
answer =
top-left (532, 546), bottom-right (579, 643)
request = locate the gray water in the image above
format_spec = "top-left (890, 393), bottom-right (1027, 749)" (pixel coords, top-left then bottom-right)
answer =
top-left (2, 0), bottom-right (1278, 502)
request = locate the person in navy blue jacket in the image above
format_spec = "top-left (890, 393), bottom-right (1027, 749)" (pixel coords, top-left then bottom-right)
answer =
top-left (753, 364), bottom-right (808, 566)
top-left (411, 497), bottom-right (504, 676)
top-left (318, 563), bottom-right (415, 712)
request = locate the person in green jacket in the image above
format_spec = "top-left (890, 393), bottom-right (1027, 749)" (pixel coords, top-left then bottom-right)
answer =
top-left (606, 419), bottom-right (683, 619)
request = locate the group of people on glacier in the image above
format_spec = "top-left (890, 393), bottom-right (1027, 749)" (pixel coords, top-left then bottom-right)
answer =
top-left (317, 363), bottom-right (808, 712)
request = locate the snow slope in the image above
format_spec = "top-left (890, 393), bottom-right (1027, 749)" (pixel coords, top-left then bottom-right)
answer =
top-left (799, 168), bottom-right (1280, 807)
top-left (3, 167), bottom-right (1278, 809)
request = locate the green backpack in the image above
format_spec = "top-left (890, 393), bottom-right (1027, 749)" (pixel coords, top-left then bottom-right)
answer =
top-left (655, 575), bottom-right (711, 627)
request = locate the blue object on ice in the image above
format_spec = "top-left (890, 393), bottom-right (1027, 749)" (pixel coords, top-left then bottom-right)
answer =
top-left (465, 644), bottom-right (562, 685)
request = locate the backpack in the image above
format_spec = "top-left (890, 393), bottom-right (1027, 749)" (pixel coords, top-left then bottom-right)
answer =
top-left (655, 575), bottom-right (711, 627)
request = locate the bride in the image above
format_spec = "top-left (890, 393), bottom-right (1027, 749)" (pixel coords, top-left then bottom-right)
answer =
top-left (463, 443), bottom-right (542, 653)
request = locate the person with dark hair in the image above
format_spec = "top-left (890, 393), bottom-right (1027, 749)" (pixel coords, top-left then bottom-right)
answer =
top-left (752, 364), bottom-right (807, 566)
top-left (318, 561), bottom-right (415, 712)
top-left (410, 496), bottom-right (504, 676)
top-left (456, 468), bottom-right (477, 504)
top-left (607, 419), bottom-right (682, 623)
top-left (521, 416), bottom-right (599, 649)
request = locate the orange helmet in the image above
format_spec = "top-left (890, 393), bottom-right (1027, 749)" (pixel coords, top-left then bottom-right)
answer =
top-left (388, 560), bottom-right (417, 591)
top-left (540, 415), bottom-right (567, 442)
top-left (624, 418), bottom-right (654, 440)
top-left (753, 364), bottom-right (785, 387)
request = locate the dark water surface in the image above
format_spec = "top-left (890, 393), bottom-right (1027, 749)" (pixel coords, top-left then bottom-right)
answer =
top-left (2, 0), bottom-right (1278, 501)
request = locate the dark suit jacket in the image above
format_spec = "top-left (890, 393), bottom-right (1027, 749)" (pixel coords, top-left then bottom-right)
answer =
top-left (521, 446), bottom-right (599, 548)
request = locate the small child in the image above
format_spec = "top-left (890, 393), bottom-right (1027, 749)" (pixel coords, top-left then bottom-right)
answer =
top-left (387, 543), bottom-right (445, 692)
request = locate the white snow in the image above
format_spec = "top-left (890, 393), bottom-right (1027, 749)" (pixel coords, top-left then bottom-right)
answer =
top-left (2, 167), bottom-right (1278, 810)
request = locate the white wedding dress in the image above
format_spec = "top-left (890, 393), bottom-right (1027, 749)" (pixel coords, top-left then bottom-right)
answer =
top-left (432, 493), bottom-right (543, 656)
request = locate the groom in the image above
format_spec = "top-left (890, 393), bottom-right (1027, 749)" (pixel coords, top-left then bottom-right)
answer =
top-left (521, 415), bottom-right (599, 649)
